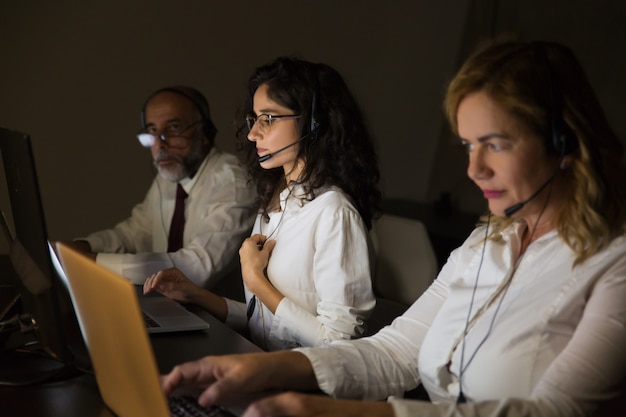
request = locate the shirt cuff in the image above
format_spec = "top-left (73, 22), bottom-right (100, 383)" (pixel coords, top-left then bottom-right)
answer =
top-left (95, 252), bottom-right (125, 277)
top-left (293, 346), bottom-right (345, 396)
top-left (224, 298), bottom-right (247, 332)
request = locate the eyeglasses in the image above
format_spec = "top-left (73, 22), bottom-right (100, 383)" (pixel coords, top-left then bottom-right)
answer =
top-left (136, 120), bottom-right (203, 148)
top-left (245, 114), bottom-right (300, 134)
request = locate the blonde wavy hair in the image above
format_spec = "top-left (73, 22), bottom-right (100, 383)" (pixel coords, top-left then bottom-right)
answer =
top-left (444, 40), bottom-right (626, 264)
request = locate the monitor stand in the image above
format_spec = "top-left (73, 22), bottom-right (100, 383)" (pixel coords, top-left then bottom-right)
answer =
top-left (0, 314), bottom-right (83, 386)
top-left (0, 346), bottom-right (83, 386)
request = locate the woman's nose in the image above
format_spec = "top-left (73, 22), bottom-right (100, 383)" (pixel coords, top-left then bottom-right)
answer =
top-left (467, 149), bottom-right (492, 182)
top-left (247, 123), bottom-right (261, 142)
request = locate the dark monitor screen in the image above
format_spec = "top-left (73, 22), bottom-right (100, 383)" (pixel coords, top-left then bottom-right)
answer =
top-left (0, 127), bottom-right (88, 384)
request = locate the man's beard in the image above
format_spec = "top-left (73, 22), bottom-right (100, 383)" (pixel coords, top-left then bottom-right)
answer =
top-left (154, 141), bottom-right (207, 182)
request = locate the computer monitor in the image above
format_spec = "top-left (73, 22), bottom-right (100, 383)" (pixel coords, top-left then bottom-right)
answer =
top-left (0, 127), bottom-right (88, 385)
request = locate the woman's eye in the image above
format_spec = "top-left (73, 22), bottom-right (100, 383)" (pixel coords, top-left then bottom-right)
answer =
top-left (460, 141), bottom-right (473, 152)
top-left (488, 142), bottom-right (503, 151)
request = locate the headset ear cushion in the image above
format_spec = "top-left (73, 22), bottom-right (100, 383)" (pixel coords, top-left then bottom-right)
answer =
top-left (202, 121), bottom-right (217, 141)
top-left (310, 120), bottom-right (319, 140)
top-left (552, 118), bottom-right (577, 155)
top-left (140, 87), bottom-right (218, 141)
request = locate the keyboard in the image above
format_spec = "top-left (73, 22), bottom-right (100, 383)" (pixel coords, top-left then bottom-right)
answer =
top-left (143, 311), bottom-right (161, 328)
top-left (169, 396), bottom-right (237, 417)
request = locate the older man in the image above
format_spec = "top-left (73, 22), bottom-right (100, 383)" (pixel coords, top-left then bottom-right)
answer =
top-left (62, 86), bottom-right (256, 292)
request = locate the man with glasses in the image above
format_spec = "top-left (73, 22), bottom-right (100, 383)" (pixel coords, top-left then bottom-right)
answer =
top-left (59, 86), bottom-right (256, 295)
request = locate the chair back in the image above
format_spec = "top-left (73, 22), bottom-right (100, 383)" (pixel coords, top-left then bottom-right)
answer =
top-left (370, 214), bottom-right (438, 306)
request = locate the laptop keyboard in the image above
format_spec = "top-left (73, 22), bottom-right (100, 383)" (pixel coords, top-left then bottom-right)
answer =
top-left (169, 396), bottom-right (237, 417)
top-left (143, 311), bottom-right (161, 328)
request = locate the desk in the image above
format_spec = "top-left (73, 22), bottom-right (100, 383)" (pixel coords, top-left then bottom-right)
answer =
top-left (0, 298), bottom-right (262, 416)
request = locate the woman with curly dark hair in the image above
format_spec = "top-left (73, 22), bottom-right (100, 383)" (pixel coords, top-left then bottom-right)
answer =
top-left (145, 56), bottom-right (382, 351)
top-left (237, 57), bottom-right (381, 231)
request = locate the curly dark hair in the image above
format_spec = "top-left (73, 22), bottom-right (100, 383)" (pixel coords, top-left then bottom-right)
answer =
top-left (234, 56), bottom-right (382, 229)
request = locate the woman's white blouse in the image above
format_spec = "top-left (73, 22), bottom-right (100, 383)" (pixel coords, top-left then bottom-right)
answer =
top-left (225, 184), bottom-right (375, 351)
top-left (297, 222), bottom-right (626, 416)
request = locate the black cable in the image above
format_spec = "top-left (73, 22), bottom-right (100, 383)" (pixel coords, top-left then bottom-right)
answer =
top-left (457, 213), bottom-right (490, 403)
top-left (456, 183), bottom-right (553, 403)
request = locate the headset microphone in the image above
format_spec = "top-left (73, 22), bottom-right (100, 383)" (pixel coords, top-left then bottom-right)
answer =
top-left (258, 79), bottom-right (320, 163)
top-left (258, 133), bottom-right (311, 163)
top-left (503, 164), bottom-right (561, 217)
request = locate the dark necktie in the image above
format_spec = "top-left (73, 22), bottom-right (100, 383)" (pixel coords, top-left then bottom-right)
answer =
top-left (167, 183), bottom-right (188, 252)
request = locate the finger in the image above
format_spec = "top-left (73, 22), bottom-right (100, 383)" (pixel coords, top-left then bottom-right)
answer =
top-left (162, 361), bottom-right (209, 396)
top-left (143, 276), bottom-right (154, 294)
top-left (162, 366), bottom-right (185, 395)
top-left (262, 240), bottom-right (277, 253)
top-left (249, 234), bottom-right (267, 248)
top-left (197, 378), bottom-right (236, 407)
top-left (243, 392), bottom-right (306, 417)
top-left (152, 271), bottom-right (168, 288)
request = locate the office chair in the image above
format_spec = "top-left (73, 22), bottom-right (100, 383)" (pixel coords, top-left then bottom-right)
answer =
top-left (366, 214), bottom-right (439, 335)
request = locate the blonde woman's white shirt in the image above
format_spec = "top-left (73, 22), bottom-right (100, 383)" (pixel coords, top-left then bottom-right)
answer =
top-left (298, 222), bottom-right (626, 416)
top-left (224, 184), bottom-right (376, 350)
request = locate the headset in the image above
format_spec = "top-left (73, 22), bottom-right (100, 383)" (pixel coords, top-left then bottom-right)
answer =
top-left (308, 74), bottom-right (320, 139)
top-left (140, 86), bottom-right (218, 142)
top-left (256, 72), bottom-right (321, 163)
top-left (533, 42), bottom-right (577, 156)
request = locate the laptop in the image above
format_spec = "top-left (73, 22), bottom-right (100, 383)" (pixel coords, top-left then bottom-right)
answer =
top-left (56, 242), bottom-right (237, 417)
top-left (48, 243), bottom-right (209, 334)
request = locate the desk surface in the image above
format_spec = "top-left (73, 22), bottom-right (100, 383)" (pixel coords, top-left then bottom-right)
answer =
top-left (0, 298), bottom-right (261, 416)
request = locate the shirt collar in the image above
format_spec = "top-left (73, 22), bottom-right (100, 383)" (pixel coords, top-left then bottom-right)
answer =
top-left (177, 148), bottom-right (215, 194)
top-left (500, 220), bottom-right (558, 246)
top-left (277, 183), bottom-right (332, 212)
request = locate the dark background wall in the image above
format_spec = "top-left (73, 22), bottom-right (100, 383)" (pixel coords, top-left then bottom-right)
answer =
top-left (1, 0), bottom-right (624, 242)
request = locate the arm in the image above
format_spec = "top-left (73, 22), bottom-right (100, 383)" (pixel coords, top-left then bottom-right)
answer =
top-left (51, 239), bottom-right (96, 261)
top-left (80, 179), bottom-right (163, 279)
top-left (162, 351), bottom-right (317, 407)
top-left (162, 349), bottom-right (395, 416)
top-left (85, 154), bottom-right (256, 287)
top-left (295, 287), bottom-right (444, 400)
top-left (292, 245), bottom-right (459, 400)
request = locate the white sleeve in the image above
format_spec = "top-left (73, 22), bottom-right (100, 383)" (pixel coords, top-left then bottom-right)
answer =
top-left (294, 251), bottom-right (455, 399)
top-left (83, 158), bottom-right (256, 287)
top-left (224, 298), bottom-right (248, 333)
top-left (84, 180), bottom-right (159, 282)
